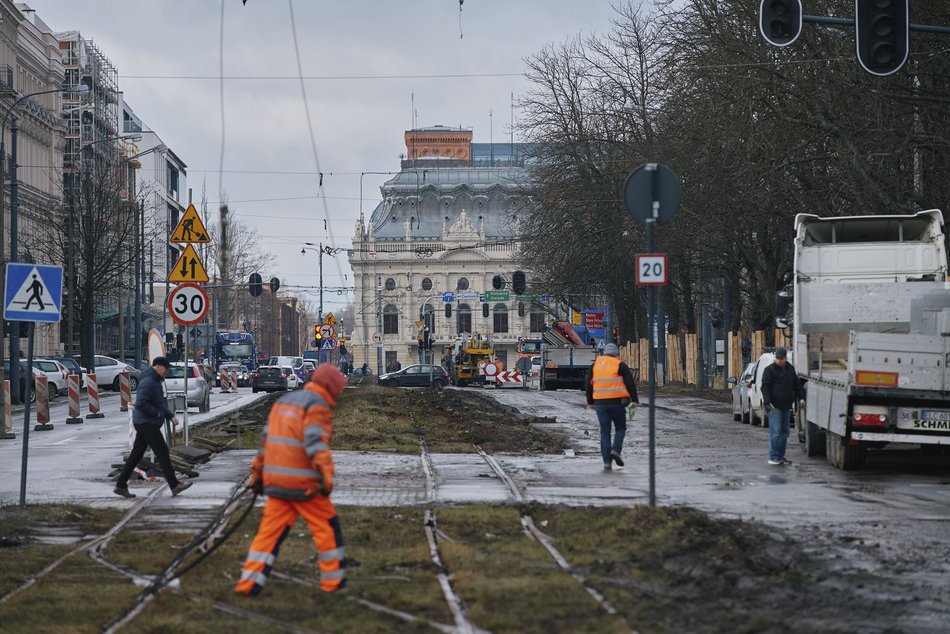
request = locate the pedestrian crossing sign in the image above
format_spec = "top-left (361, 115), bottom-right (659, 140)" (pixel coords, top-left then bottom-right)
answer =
top-left (170, 204), bottom-right (210, 244)
top-left (3, 263), bottom-right (63, 322)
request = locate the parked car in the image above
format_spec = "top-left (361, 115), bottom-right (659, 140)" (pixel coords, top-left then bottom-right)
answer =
top-left (377, 364), bottom-right (449, 389)
top-left (252, 366), bottom-right (287, 393)
top-left (32, 359), bottom-right (70, 398)
top-left (270, 356), bottom-right (306, 383)
top-left (281, 366), bottom-right (301, 390)
top-left (2, 360), bottom-right (36, 403)
top-left (350, 367), bottom-right (373, 377)
top-left (303, 360), bottom-right (316, 379)
top-left (54, 357), bottom-right (87, 388)
top-left (74, 355), bottom-right (141, 391)
top-left (164, 362), bottom-right (211, 413)
top-left (217, 362), bottom-right (250, 387)
top-left (728, 362), bottom-right (756, 424)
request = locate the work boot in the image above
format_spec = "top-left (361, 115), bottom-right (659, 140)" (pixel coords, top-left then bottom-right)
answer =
top-left (603, 463), bottom-right (612, 471)
top-left (113, 486), bottom-right (136, 498)
top-left (610, 451), bottom-right (625, 467)
top-left (171, 481), bottom-right (193, 496)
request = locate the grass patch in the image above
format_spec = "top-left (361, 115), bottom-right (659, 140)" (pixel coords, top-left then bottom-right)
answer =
top-left (437, 506), bottom-right (630, 633)
top-left (333, 384), bottom-right (567, 453)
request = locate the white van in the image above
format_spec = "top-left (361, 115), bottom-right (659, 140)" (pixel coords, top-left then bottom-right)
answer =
top-left (269, 356), bottom-right (305, 382)
top-left (748, 351), bottom-right (795, 427)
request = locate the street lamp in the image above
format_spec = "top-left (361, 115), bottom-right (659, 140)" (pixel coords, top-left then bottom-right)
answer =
top-left (1, 84), bottom-right (88, 405)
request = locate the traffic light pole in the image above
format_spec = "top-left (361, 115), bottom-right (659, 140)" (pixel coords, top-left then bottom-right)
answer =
top-left (801, 14), bottom-right (950, 34)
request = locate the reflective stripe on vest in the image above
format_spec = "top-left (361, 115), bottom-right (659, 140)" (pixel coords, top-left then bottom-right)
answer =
top-left (592, 356), bottom-right (630, 400)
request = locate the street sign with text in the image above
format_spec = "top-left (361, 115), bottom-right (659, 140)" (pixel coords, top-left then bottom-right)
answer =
top-left (484, 290), bottom-right (510, 302)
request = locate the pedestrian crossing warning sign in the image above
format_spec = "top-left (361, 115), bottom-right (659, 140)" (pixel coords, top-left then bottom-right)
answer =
top-left (4, 263), bottom-right (63, 323)
top-left (167, 244), bottom-right (210, 283)
top-left (170, 204), bottom-right (210, 244)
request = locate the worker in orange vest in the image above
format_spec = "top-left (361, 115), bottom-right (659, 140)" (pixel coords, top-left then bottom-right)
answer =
top-left (235, 364), bottom-right (349, 596)
top-left (585, 343), bottom-right (639, 470)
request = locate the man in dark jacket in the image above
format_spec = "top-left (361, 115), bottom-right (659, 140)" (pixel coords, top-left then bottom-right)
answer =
top-left (585, 343), bottom-right (640, 470)
top-left (761, 347), bottom-right (804, 466)
top-left (114, 357), bottom-right (192, 498)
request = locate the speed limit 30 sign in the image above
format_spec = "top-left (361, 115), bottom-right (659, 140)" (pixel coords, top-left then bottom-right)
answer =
top-left (636, 254), bottom-right (668, 285)
top-left (168, 282), bottom-right (210, 325)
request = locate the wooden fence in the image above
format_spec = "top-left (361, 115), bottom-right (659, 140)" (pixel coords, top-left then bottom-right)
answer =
top-left (617, 328), bottom-right (786, 388)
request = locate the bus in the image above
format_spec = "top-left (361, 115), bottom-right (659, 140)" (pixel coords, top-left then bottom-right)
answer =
top-left (215, 331), bottom-right (257, 371)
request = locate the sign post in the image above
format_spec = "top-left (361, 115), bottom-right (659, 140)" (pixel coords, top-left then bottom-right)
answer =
top-left (624, 163), bottom-right (682, 507)
top-left (4, 263), bottom-right (63, 506)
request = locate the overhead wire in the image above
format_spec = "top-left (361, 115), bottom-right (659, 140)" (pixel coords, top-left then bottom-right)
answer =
top-left (287, 0), bottom-right (345, 300)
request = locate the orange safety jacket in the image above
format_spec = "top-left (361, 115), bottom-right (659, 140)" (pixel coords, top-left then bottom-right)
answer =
top-left (592, 356), bottom-right (631, 400)
top-left (251, 382), bottom-right (336, 500)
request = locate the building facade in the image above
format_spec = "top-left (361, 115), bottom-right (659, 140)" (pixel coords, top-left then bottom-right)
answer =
top-left (349, 126), bottom-right (547, 373)
top-left (2, 2), bottom-right (66, 356)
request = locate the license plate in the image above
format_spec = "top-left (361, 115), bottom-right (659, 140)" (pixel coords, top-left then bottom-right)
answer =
top-left (920, 410), bottom-right (950, 422)
top-left (897, 408), bottom-right (950, 431)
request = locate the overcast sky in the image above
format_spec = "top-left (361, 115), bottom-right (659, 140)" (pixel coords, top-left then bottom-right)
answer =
top-left (26, 0), bottom-right (627, 316)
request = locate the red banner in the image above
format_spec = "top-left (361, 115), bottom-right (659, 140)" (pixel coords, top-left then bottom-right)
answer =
top-left (584, 311), bottom-right (605, 330)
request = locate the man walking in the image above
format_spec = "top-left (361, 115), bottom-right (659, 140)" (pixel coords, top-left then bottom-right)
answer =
top-left (235, 364), bottom-right (349, 596)
top-left (761, 347), bottom-right (804, 465)
top-left (114, 357), bottom-right (192, 498)
top-left (586, 343), bottom-right (639, 470)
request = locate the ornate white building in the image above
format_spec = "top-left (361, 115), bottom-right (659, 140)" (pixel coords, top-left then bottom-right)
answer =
top-left (349, 126), bottom-right (547, 373)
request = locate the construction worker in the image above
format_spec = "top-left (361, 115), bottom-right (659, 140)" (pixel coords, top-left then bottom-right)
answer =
top-left (585, 343), bottom-right (639, 470)
top-left (235, 364), bottom-right (349, 596)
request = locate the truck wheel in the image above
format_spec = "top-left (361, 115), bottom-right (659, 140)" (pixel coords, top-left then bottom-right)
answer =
top-left (803, 421), bottom-right (825, 457)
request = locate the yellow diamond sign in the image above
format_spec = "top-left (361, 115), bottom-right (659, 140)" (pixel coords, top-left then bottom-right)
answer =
top-left (170, 204), bottom-right (210, 244)
top-left (167, 244), bottom-right (210, 283)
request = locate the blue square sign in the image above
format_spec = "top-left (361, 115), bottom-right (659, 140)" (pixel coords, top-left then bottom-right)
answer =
top-left (4, 263), bottom-right (63, 322)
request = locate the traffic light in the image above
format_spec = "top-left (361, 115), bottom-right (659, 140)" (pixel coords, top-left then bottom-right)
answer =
top-left (856, 0), bottom-right (909, 76)
top-left (512, 271), bottom-right (527, 296)
top-left (445, 304), bottom-right (452, 318)
top-left (492, 275), bottom-right (504, 290)
top-left (758, 0), bottom-right (802, 47)
top-left (248, 272), bottom-right (263, 297)
top-left (482, 303), bottom-right (489, 318)
top-left (314, 324), bottom-right (322, 342)
top-left (269, 277), bottom-right (281, 292)
top-left (422, 327), bottom-right (431, 350)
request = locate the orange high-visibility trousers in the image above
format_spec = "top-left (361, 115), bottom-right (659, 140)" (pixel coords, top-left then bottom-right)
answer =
top-left (234, 495), bottom-right (346, 595)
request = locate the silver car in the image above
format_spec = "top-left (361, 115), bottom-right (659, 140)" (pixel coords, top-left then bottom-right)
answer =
top-left (164, 363), bottom-right (211, 413)
top-left (729, 362), bottom-right (756, 424)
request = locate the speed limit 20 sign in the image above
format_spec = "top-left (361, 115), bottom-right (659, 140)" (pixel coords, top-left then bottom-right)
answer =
top-left (636, 254), bottom-right (668, 285)
top-left (168, 283), bottom-right (210, 325)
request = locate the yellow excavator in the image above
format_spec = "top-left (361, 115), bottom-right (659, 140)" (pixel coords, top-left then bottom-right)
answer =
top-left (449, 334), bottom-right (494, 387)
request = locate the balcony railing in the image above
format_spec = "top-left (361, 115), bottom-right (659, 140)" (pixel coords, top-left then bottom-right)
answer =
top-left (0, 65), bottom-right (15, 94)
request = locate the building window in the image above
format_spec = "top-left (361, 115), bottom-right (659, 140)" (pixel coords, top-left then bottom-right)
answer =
top-left (385, 277), bottom-right (396, 291)
top-left (530, 310), bottom-right (546, 333)
top-left (457, 277), bottom-right (469, 290)
top-left (457, 303), bottom-right (472, 334)
top-left (421, 277), bottom-right (433, 291)
top-left (385, 351), bottom-right (398, 370)
top-left (166, 161), bottom-right (180, 201)
top-left (493, 304), bottom-right (509, 333)
top-left (383, 304), bottom-right (399, 334)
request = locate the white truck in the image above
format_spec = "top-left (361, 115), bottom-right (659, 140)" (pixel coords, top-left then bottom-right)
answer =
top-left (779, 210), bottom-right (950, 469)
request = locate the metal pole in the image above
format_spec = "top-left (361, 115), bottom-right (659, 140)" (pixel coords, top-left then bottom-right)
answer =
top-left (647, 166), bottom-right (658, 508)
top-left (376, 277), bottom-right (383, 375)
top-left (134, 200), bottom-right (143, 368)
top-left (319, 242), bottom-right (324, 322)
top-left (18, 322), bottom-right (34, 506)
top-left (183, 334), bottom-right (189, 446)
top-left (9, 118), bottom-right (20, 405)
top-left (67, 172), bottom-right (76, 357)
top-left (0, 134), bottom-right (5, 402)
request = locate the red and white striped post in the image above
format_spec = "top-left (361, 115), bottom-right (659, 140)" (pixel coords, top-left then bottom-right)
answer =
top-left (66, 374), bottom-right (83, 424)
top-left (86, 373), bottom-right (104, 419)
top-left (219, 368), bottom-right (230, 394)
top-left (1, 379), bottom-right (14, 439)
top-left (34, 375), bottom-right (53, 431)
top-left (119, 370), bottom-right (132, 412)
top-left (228, 369), bottom-right (237, 392)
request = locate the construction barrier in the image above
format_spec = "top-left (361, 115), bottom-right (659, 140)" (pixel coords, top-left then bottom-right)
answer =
top-left (219, 368), bottom-right (233, 393)
top-left (227, 369), bottom-right (237, 392)
top-left (2, 379), bottom-right (14, 439)
top-left (119, 370), bottom-right (132, 412)
top-left (66, 374), bottom-right (83, 424)
top-left (86, 373), bottom-right (104, 419)
top-left (494, 370), bottom-right (523, 386)
top-left (35, 375), bottom-right (53, 432)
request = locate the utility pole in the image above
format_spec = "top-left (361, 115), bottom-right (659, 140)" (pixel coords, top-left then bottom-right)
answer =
top-left (376, 276), bottom-right (383, 375)
top-left (319, 242), bottom-right (324, 322)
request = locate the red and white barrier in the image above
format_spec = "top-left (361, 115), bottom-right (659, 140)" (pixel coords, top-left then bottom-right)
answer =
top-left (229, 369), bottom-right (238, 392)
top-left (86, 373), bottom-right (104, 419)
top-left (35, 375), bottom-right (53, 431)
top-left (66, 374), bottom-right (83, 424)
top-left (494, 370), bottom-right (523, 385)
top-left (119, 370), bottom-right (132, 412)
top-left (219, 368), bottom-right (233, 393)
top-left (2, 379), bottom-right (14, 439)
